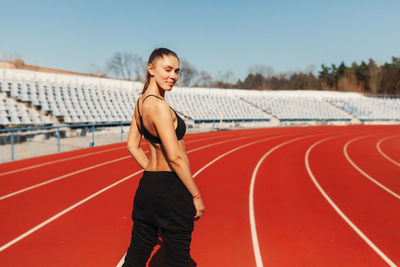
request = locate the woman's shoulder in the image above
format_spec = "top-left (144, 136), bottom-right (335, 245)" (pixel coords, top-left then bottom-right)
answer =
top-left (142, 95), bottom-right (171, 119)
top-left (153, 99), bottom-right (171, 117)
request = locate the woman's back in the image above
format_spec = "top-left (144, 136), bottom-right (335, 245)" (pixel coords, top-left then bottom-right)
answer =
top-left (135, 94), bottom-right (187, 172)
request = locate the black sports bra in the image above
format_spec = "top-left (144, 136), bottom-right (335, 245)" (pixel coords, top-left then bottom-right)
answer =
top-left (137, 94), bottom-right (186, 144)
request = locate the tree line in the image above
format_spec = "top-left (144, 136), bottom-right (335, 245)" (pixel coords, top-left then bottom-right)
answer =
top-left (101, 53), bottom-right (400, 95)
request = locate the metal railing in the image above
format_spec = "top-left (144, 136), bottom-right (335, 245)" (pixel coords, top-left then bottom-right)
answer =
top-left (0, 122), bottom-right (131, 163)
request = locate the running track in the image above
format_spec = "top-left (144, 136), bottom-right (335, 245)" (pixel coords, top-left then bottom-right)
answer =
top-left (0, 125), bottom-right (399, 266)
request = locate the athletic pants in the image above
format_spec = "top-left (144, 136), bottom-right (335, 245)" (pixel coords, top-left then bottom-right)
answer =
top-left (122, 171), bottom-right (196, 266)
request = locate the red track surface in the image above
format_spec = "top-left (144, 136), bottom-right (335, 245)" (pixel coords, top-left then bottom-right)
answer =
top-left (1, 125), bottom-right (399, 266)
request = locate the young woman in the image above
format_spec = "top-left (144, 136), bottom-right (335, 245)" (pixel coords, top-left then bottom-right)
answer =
top-left (122, 48), bottom-right (205, 267)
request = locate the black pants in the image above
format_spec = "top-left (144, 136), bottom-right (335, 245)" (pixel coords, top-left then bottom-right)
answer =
top-left (122, 171), bottom-right (196, 267)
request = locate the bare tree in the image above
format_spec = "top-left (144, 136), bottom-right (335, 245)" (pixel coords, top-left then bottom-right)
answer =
top-left (194, 70), bottom-right (214, 87)
top-left (216, 70), bottom-right (235, 84)
top-left (88, 63), bottom-right (106, 75)
top-left (106, 51), bottom-right (145, 81)
top-left (0, 51), bottom-right (23, 62)
top-left (177, 59), bottom-right (198, 87)
top-left (304, 64), bottom-right (316, 74)
top-left (368, 59), bottom-right (381, 94)
top-left (248, 64), bottom-right (274, 78)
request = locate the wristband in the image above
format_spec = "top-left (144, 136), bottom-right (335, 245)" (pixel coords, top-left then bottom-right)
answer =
top-left (192, 191), bottom-right (201, 199)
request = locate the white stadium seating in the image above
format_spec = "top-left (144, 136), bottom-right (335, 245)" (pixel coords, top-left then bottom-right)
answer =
top-left (1, 68), bottom-right (142, 126)
top-left (165, 87), bottom-right (268, 121)
top-left (0, 67), bottom-right (399, 127)
top-left (0, 93), bottom-right (51, 125)
top-left (235, 90), bottom-right (352, 121)
top-left (325, 96), bottom-right (400, 121)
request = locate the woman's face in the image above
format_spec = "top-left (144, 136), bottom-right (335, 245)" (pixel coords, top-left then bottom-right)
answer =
top-left (149, 55), bottom-right (180, 91)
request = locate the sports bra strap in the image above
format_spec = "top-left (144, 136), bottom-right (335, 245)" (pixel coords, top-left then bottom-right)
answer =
top-left (142, 94), bottom-right (164, 104)
top-left (137, 94), bottom-right (165, 117)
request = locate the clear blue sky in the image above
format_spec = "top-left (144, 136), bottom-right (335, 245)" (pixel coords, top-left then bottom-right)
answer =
top-left (1, 0), bottom-right (399, 80)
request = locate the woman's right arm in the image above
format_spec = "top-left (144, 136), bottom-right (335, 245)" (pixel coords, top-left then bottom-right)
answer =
top-left (152, 101), bottom-right (205, 219)
top-left (126, 108), bottom-right (149, 169)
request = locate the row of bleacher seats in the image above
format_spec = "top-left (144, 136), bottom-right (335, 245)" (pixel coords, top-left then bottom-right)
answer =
top-left (232, 89), bottom-right (400, 121)
top-left (325, 97), bottom-right (400, 121)
top-left (166, 88), bottom-right (268, 121)
top-left (0, 93), bottom-right (52, 125)
top-left (237, 92), bottom-right (351, 120)
top-left (1, 67), bottom-right (400, 127)
top-left (1, 80), bottom-right (140, 124)
top-left (1, 68), bottom-right (143, 125)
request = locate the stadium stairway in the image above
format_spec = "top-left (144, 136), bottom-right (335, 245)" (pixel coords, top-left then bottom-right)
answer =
top-left (237, 96), bottom-right (280, 125)
top-left (322, 98), bottom-right (362, 124)
top-left (8, 92), bottom-right (55, 126)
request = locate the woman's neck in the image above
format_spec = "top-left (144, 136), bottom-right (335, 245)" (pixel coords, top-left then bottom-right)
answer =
top-left (146, 80), bottom-right (165, 98)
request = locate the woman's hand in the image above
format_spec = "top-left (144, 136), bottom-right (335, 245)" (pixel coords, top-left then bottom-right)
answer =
top-left (193, 197), bottom-right (205, 221)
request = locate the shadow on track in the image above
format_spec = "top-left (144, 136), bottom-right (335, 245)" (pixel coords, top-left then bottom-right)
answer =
top-left (148, 235), bottom-right (197, 267)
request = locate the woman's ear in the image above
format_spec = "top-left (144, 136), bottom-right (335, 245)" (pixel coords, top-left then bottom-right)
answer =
top-left (148, 63), bottom-right (155, 77)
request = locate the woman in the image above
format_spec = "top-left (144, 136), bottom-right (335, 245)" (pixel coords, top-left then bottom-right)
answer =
top-left (123, 48), bottom-right (205, 267)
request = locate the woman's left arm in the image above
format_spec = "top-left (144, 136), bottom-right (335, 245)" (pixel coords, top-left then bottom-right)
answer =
top-left (180, 140), bottom-right (191, 167)
top-left (127, 110), bottom-right (149, 169)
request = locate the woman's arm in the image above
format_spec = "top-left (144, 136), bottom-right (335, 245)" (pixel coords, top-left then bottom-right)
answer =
top-left (151, 101), bottom-right (199, 194)
top-left (126, 109), bottom-right (149, 169)
top-left (151, 100), bottom-right (204, 219)
top-left (180, 140), bottom-right (191, 167)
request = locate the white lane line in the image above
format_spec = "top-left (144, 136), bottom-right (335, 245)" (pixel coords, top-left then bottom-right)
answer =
top-left (192, 133), bottom-right (297, 177)
top-left (116, 255), bottom-right (125, 267)
top-left (305, 135), bottom-right (396, 267)
top-left (376, 135), bottom-right (400, 167)
top-left (0, 157), bottom-right (128, 200)
top-left (0, 132), bottom-right (227, 176)
top-left (344, 135), bottom-right (400, 199)
top-left (249, 133), bottom-right (322, 267)
top-left (0, 132), bottom-right (273, 252)
top-left (0, 170), bottom-right (143, 253)
top-left (0, 145), bottom-right (126, 177)
top-left (116, 132), bottom-right (302, 267)
top-left (0, 134), bottom-right (256, 200)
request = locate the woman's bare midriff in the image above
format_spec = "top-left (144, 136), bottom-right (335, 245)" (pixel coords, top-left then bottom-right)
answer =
top-left (136, 95), bottom-right (185, 172)
top-left (143, 139), bottom-right (185, 172)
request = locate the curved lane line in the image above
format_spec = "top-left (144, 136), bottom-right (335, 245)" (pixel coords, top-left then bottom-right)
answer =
top-left (0, 145), bottom-right (126, 177)
top-left (0, 133), bottom-right (263, 200)
top-left (344, 135), bottom-right (400, 199)
top-left (305, 135), bottom-right (396, 267)
top-left (376, 135), bottom-right (400, 167)
top-left (249, 133), bottom-right (322, 267)
top-left (0, 131), bottom-right (274, 252)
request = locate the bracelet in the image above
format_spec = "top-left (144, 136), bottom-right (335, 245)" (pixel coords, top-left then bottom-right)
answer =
top-left (192, 191), bottom-right (201, 199)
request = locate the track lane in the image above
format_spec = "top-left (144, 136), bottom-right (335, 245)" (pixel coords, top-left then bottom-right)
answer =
top-left (0, 142), bottom-right (126, 174)
top-left (377, 135), bottom-right (400, 167)
top-left (308, 130), bottom-right (400, 265)
top-left (345, 134), bottom-right (400, 194)
top-left (253, 129), bottom-right (392, 266)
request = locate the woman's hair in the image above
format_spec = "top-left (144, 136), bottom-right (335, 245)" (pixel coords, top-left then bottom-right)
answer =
top-left (142, 47), bottom-right (179, 94)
